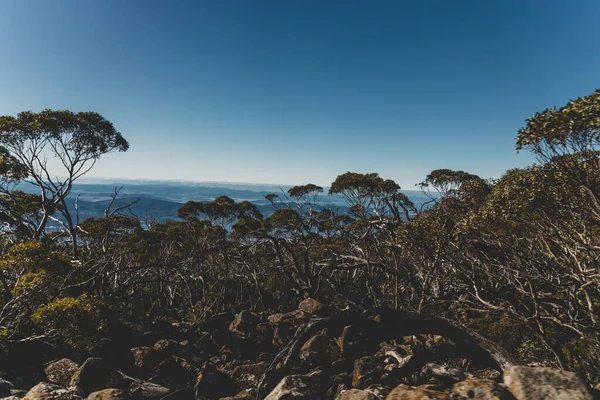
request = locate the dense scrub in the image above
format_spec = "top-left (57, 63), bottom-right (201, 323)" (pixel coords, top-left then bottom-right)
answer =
top-left (1, 91), bottom-right (600, 385)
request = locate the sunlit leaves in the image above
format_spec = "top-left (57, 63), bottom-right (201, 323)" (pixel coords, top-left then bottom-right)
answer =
top-left (516, 89), bottom-right (600, 160)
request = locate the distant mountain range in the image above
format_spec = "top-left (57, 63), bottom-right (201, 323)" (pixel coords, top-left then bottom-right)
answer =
top-left (14, 180), bottom-right (430, 225)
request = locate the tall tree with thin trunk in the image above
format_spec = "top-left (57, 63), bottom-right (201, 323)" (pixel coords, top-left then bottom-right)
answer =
top-left (0, 110), bottom-right (129, 258)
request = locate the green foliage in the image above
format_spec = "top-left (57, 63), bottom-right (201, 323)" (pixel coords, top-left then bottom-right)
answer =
top-left (266, 208), bottom-right (303, 231)
top-left (288, 184), bottom-right (323, 198)
top-left (0, 146), bottom-right (27, 182)
top-left (0, 109), bottom-right (128, 157)
top-left (517, 89), bottom-right (600, 159)
top-left (562, 337), bottom-right (600, 384)
top-left (418, 169), bottom-right (481, 198)
top-left (178, 196), bottom-right (263, 228)
top-left (12, 269), bottom-right (47, 296)
top-left (0, 240), bottom-right (70, 274)
top-left (466, 316), bottom-right (551, 364)
top-left (31, 294), bottom-right (107, 348)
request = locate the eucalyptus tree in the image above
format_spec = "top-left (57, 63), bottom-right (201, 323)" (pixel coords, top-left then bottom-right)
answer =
top-left (0, 110), bottom-right (129, 258)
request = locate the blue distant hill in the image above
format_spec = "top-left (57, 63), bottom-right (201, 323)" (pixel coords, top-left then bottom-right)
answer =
top-left (15, 180), bottom-right (429, 224)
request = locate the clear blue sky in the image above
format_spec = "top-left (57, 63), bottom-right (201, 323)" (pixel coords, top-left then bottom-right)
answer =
top-left (1, 0), bottom-right (599, 187)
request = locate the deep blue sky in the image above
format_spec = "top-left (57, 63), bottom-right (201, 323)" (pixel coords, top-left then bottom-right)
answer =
top-left (1, 1), bottom-right (599, 187)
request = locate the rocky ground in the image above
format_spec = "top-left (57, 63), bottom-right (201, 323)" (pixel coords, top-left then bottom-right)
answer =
top-left (1, 298), bottom-right (599, 399)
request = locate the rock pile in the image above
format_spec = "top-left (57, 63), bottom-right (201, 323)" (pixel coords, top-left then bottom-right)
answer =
top-left (0, 299), bottom-right (597, 399)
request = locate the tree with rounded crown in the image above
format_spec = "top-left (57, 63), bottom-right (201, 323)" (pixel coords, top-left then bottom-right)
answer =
top-left (0, 110), bottom-right (129, 258)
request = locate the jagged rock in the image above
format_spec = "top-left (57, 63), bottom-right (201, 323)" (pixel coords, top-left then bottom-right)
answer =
top-left (69, 358), bottom-right (119, 396)
top-left (385, 384), bottom-right (449, 399)
top-left (129, 381), bottom-right (171, 399)
top-left (86, 389), bottom-right (129, 400)
top-left (231, 362), bottom-right (267, 391)
top-left (352, 357), bottom-right (382, 389)
top-left (1, 396), bottom-right (21, 400)
top-left (298, 298), bottom-right (330, 316)
top-left (44, 358), bottom-right (79, 387)
top-left (0, 378), bottom-right (14, 397)
top-left (503, 366), bottom-right (593, 400)
top-left (264, 375), bottom-right (320, 400)
top-left (267, 310), bottom-right (305, 324)
top-left (117, 372), bottom-right (172, 399)
top-left (335, 389), bottom-right (379, 400)
top-left (452, 378), bottom-right (513, 399)
top-left (364, 385), bottom-right (391, 398)
top-left (417, 363), bottom-right (470, 384)
top-left (229, 311), bottom-right (258, 337)
top-left (22, 382), bottom-right (83, 400)
top-left (130, 347), bottom-right (164, 370)
top-left (300, 334), bottom-right (341, 366)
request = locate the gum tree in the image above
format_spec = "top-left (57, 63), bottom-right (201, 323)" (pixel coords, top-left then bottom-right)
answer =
top-left (0, 110), bottom-right (129, 258)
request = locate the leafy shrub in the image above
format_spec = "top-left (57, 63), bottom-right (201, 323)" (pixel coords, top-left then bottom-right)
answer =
top-left (0, 240), bottom-right (70, 274)
top-left (12, 269), bottom-right (47, 296)
top-left (466, 315), bottom-right (553, 364)
top-left (562, 337), bottom-right (600, 385)
top-left (31, 294), bottom-right (107, 348)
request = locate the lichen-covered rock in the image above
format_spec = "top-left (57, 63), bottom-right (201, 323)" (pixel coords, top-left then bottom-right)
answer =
top-left (44, 358), bottom-right (79, 387)
top-left (129, 381), bottom-right (171, 399)
top-left (230, 362), bottom-right (267, 391)
top-left (452, 379), bottom-right (513, 400)
top-left (264, 375), bottom-right (320, 400)
top-left (385, 384), bottom-right (449, 400)
top-left (22, 382), bottom-right (83, 400)
top-left (267, 310), bottom-right (305, 324)
top-left (503, 366), bottom-right (593, 400)
top-left (298, 298), bottom-right (330, 316)
top-left (86, 388), bottom-right (129, 400)
top-left (335, 388), bottom-right (379, 400)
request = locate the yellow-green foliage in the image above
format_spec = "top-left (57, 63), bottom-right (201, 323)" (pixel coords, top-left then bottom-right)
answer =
top-left (0, 327), bottom-right (9, 339)
top-left (562, 337), bottom-right (600, 385)
top-left (0, 241), bottom-right (70, 274)
top-left (12, 269), bottom-right (47, 296)
top-left (31, 294), bottom-right (106, 347)
top-left (466, 316), bottom-right (553, 365)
